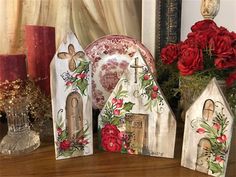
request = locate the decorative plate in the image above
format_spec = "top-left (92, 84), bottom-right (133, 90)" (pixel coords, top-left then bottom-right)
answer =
top-left (85, 35), bottom-right (156, 110)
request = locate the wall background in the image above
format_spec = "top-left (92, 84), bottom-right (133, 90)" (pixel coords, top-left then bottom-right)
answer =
top-left (181, 0), bottom-right (236, 40)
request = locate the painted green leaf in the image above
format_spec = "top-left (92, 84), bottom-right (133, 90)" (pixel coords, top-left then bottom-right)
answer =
top-left (61, 149), bottom-right (74, 157)
top-left (111, 117), bottom-right (120, 126)
top-left (123, 102), bottom-right (135, 112)
top-left (209, 162), bottom-right (223, 174)
top-left (77, 79), bottom-right (88, 95)
top-left (142, 79), bottom-right (152, 88)
top-left (59, 131), bottom-right (67, 141)
top-left (75, 61), bottom-right (89, 74)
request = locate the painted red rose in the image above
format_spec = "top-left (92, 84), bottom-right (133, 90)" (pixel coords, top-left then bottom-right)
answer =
top-left (101, 124), bottom-right (122, 152)
top-left (191, 19), bottom-right (217, 32)
top-left (101, 124), bottom-right (120, 137)
top-left (226, 71), bottom-right (236, 87)
top-left (102, 135), bottom-right (122, 152)
top-left (60, 140), bottom-right (71, 150)
top-left (177, 45), bottom-right (204, 76)
top-left (209, 34), bottom-right (233, 58)
top-left (161, 43), bottom-right (179, 64)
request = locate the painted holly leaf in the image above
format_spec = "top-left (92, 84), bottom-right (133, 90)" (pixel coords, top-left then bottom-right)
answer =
top-left (75, 61), bottom-right (89, 74)
top-left (209, 161), bottom-right (223, 174)
top-left (77, 79), bottom-right (88, 95)
top-left (123, 102), bottom-right (135, 112)
top-left (58, 131), bottom-right (67, 141)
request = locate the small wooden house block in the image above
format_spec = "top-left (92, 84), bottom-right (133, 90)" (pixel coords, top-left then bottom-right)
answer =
top-left (181, 78), bottom-right (234, 177)
top-left (50, 32), bottom-right (93, 160)
top-left (98, 51), bottom-right (176, 158)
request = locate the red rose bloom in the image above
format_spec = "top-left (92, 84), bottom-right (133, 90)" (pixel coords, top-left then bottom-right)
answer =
top-left (187, 32), bottom-right (208, 49)
top-left (226, 71), bottom-right (236, 87)
top-left (112, 98), bottom-right (117, 104)
top-left (161, 43), bottom-right (179, 64)
top-left (101, 124), bottom-right (122, 152)
top-left (177, 45), bottom-right (204, 76)
top-left (214, 56), bottom-right (236, 69)
top-left (101, 124), bottom-right (120, 137)
top-left (60, 140), bottom-right (71, 150)
top-left (191, 19), bottom-right (217, 32)
top-left (209, 34), bottom-right (233, 58)
top-left (116, 99), bottom-right (123, 105)
top-left (102, 135), bottom-right (122, 152)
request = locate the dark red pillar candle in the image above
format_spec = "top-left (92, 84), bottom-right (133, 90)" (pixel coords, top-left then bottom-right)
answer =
top-left (0, 54), bottom-right (27, 82)
top-left (25, 25), bottom-right (56, 96)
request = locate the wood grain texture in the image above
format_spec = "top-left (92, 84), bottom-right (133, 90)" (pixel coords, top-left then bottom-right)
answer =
top-left (0, 122), bottom-right (235, 177)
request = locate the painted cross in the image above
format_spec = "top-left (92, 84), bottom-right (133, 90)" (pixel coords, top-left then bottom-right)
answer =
top-left (57, 44), bottom-right (85, 72)
top-left (130, 57), bottom-right (143, 83)
top-left (202, 99), bottom-right (215, 121)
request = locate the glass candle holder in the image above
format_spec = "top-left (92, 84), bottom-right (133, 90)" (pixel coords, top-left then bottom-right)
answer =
top-left (0, 96), bottom-right (40, 155)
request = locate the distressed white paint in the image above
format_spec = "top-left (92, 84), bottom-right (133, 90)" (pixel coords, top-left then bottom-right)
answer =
top-left (50, 32), bottom-right (93, 160)
top-left (181, 78), bottom-right (234, 177)
top-left (98, 51), bottom-right (176, 158)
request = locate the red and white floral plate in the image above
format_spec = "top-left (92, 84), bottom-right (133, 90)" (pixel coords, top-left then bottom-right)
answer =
top-left (85, 35), bottom-right (156, 110)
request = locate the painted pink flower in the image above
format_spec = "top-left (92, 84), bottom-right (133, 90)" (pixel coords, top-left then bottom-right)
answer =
top-left (213, 123), bottom-right (221, 130)
top-left (151, 92), bottom-right (158, 100)
top-left (116, 99), bottom-right (123, 105)
top-left (217, 135), bottom-right (227, 143)
top-left (57, 128), bottom-right (62, 136)
top-left (77, 73), bottom-right (86, 79)
top-left (215, 155), bottom-right (223, 162)
top-left (66, 81), bottom-right (72, 86)
top-left (116, 103), bottom-right (123, 108)
top-left (152, 85), bottom-right (159, 92)
top-left (127, 149), bottom-right (135, 154)
top-left (113, 109), bottom-right (120, 115)
top-left (144, 74), bottom-right (150, 80)
top-left (112, 98), bottom-right (117, 104)
top-left (196, 128), bottom-right (205, 134)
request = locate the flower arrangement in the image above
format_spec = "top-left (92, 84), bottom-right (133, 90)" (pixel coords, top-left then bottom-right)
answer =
top-left (160, 19), bottom-right (236, 87)
top-left (160, 19), bottom-right (236, 117)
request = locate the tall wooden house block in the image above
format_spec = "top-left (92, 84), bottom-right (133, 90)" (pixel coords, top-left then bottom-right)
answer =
top-left (50, 32), bottom-right (93, 160)
top-left (181, 78), bottom-right (234, 177)
top-left (98, 51), bottom-right (176, 158)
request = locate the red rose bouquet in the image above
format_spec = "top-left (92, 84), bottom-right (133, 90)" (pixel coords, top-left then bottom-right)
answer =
top-left (161, 19), bottom-right (236, 118)
top-left (161, 19), bottom-right (236, 85)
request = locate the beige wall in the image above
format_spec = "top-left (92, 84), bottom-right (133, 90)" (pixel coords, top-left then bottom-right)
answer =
top-left (181, 0), bottom-right (236, 40)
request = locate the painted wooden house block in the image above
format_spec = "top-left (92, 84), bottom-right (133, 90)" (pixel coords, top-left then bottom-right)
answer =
top-left (181, 78), bottom-right (234, 177)
top-left (98, 51), bottom-right (176, 158)
top-left (50, 32), bottom-right (93, 160)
